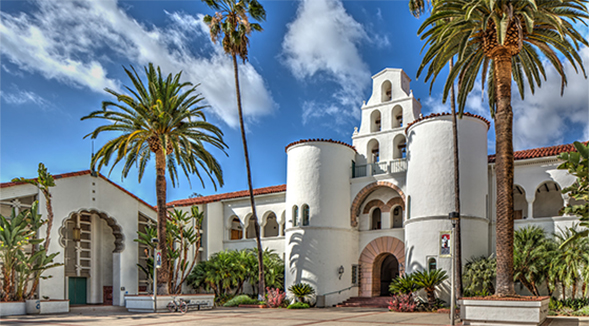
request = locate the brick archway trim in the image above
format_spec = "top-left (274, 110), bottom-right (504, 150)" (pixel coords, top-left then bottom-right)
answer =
top-left (351, 181), bottom-right (405, 227)
top-left (362, 199), bottom-right (385, 214)
top-left (386, 197), bottom-right (405, 212)
top-left (358, 236), bottom-right (405, 297)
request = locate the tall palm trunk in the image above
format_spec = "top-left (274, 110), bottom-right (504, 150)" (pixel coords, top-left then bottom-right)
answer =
top-left (155, 149), bottom-right (170, 294)
top-left (449, 58), bottom-right (462, 299)
top-left (232, 53), bottom-right (265, 299)
top-left (43, 191), bottom-right (54, 250)
top-left (493, 53), bottom-right (516, 297)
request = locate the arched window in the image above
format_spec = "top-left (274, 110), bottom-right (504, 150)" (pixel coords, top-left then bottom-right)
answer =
top-left (292, 205), bottom-right (299, 227)
top-left (381, 80), bottom-right (392, 102)
top-left (513, 185), bottom-right (527, 219)
top-left (391, 206), bottom-right (403, 228)
top-left (246, 216), bottom-right (256, 239)
top-left (393, 134), bottom-right (407, 159)
top-left (428, 258), bottom-right (437, 271)
top-left (229, 216), bottom-right (243, 240)
top-left (392, 105), bottom-right (403, 128)
top-left (371, 208), bottom-right (381, 230)
top-left (370, 110), bottom-right (382, 132)
top-left (367, 139), bottom-right (380, 163)
top-left (263, 212), bottom-right (279, 237)
top-left (302, 204), bottom-right (310, 226)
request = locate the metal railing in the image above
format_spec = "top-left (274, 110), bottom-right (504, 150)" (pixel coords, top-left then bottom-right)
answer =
top-left (353, 158), bottom-right (407, 178)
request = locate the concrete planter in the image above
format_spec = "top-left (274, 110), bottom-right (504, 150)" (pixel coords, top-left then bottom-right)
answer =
top-left (459, 296), bottom-right (550, 326)
top-left (25, 299), bottom-right (70, 315)
top-left (0, 301), bottom-right (26, 317)
top-left (124, 294), bottom-right (215, 313)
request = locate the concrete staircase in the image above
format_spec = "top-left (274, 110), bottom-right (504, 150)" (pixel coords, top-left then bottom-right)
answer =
top-left (336, 296), bottom-right (391, 308)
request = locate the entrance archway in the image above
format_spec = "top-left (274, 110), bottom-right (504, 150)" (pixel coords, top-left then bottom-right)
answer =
top-left (379, 254), bottom-right (399, 296)
top-left (358, 236), bottom-right (405, 297)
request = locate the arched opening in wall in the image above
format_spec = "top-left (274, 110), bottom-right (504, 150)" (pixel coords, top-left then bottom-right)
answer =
top-left (59, 210), bottom-right (123, 305)
top-left (292, 205), bottom-right (299, 227)
top-left (370, 110), bottom-right (382, 132)
top-left (302, 204), bottom-right (310, 226)
top-left (391, 206), bottom-right (403, 228)
top-left (533, 181), bottom-right (564, 218)
top-left (392, 134), bottom-right (407, 159)
top-left (367, 139), bottom-right (380, 163)
top-left (246, 215), bottom-right (257, 239)
top-left (376, 253), bottom-right (399, 296)
top-left (428, 257), bottom-right (437, 271)
top-left (371, 208), bottom-right (382, 230)
top-left (392, 105), bottom-right (403, 128)
top-left (263, 212), bottom-right (279, 237)
top-left (381, 80), bottom-right (392, 102)
top-left (281, 211), bottom-right (286, 236)
top-left (513, 185), bottom-right (527, 219)
top-left (230, 216), bottom-right (243, 240)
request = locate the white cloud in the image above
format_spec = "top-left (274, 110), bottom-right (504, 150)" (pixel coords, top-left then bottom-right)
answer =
top-left (511, 46), bottom-right (589, 149)
top-left (0, 88), bottom-right (51, 109)
top-left (0, 0), bottom-right (275, 128)
top-left (281, 0), bottom-right (371, 125)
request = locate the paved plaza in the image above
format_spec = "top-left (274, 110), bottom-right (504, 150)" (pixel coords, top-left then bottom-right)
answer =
top-left (1, 306), bottom-right (589, 326)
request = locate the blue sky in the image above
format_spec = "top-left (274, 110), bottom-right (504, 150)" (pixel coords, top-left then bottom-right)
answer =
top-left (1, 0), bottom-right (588, 205)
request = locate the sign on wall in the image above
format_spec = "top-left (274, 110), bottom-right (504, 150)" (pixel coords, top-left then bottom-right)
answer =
top-left (155, 250), bottom-right (162, 269)
top-left (439, 231), bottom-right (451, 257)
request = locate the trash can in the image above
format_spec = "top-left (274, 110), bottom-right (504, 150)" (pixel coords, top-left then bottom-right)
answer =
top-left (316, 295), bottom-right (325, 308)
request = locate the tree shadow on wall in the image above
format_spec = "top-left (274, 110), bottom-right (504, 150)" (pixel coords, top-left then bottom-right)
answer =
top-left (288, 231), bottom-right (320, 285)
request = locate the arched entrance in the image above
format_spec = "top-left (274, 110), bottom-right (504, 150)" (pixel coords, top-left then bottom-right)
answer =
top-left (358, 236), bottom-right (405, 297)
top-left (379, 254), bottom-right (399, 296)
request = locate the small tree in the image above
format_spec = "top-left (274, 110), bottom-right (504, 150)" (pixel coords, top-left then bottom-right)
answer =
top-left (513, 226), bottom-right (555, 296)
top-left (136, 205), bottom-right (204, 294)
top-left (558, 141), bottom-right (589, 243)
top-left (288, 283), bottom-right (315, 304)
top-left (0, 202), bottom-right (61, 301)
top-left (413, 269), bottom-right (448, 308)
top-left (463, 255), bottom-right (496, 296)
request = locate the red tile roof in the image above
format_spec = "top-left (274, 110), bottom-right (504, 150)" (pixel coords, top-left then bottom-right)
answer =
top-left (167, 184), bottom-right (287, 207)
top-left (405, 112), bottom-right (491, 133)
top-left (285, 139), bottom-right (356, 153)
top-left (1, 170), bottom-right (156, 211)
top-left (488, 141), bottom-right (588, 163)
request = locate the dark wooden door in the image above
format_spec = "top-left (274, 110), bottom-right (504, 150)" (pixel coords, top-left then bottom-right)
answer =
top-left (103, 286), bottom-right (113, 305)
top-left (68, 277), bottom-right (87, 305)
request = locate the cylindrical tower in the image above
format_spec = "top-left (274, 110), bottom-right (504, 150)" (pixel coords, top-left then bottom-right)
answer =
top-left (404, 113), bottom-right (489, 282)
top-left (284, 139), bottom-right (358, 307)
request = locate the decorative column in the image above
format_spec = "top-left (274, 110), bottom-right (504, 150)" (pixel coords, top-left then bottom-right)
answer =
top-left (526, 196), bottom-right (535, 219)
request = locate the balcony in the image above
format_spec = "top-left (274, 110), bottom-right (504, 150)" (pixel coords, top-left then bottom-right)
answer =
top-left (353, 158), bottom-right (407, 178)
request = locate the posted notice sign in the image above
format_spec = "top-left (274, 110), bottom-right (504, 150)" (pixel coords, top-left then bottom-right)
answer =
top-left (155, 250), bottom-right (162, 269)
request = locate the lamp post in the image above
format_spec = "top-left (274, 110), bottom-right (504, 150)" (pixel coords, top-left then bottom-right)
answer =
top-left (152, 238), bottom-right (159, 313)
top-left (449, 212), bottom-right (459, 325)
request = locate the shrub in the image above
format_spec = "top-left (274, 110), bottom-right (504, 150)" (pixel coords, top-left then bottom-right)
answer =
top-left (389, 274), bottom-right (422, 295)
top-left (223, 295), bottom-right (260, 307)
top-left (287, 302), bottom-right (310, 309)
top-left (215, 293), bottom-right (235, 306)
top-left (388, 293), bottom-right (417, 312)
top-left (266, 287), bottom-right (286, 308)
top-left (288, 283), bottom-right (315, 303)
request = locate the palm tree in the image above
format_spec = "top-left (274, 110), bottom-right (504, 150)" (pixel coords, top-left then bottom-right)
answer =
top-left (513, 226), bottom-right (554, 296)
top-left (409, 0), bottom-right (463, 299)
top-left (81, 63), bottom-right (227, 294)
top-left (417, 0), bottom-right (588, 296)
top-left (413, 269), bottom-right (449, 308)
top-left (202, 0), bottom-right (267, 300)
top-left (463, 255), bottom-right (496, 296)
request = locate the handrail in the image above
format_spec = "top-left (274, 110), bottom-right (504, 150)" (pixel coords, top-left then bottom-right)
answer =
top-left (322, 285), bottom-right (355, 297)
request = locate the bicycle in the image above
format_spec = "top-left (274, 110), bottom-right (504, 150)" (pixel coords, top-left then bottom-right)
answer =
top-left (167, 296), bottom-right (188, 313)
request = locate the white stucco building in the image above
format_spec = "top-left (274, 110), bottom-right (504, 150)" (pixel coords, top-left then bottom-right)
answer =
top-left (0, 68), bottom-right (582, 307)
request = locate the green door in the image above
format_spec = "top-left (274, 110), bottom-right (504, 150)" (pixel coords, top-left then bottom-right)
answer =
top-left (68, 277), bottom-right (87, 305)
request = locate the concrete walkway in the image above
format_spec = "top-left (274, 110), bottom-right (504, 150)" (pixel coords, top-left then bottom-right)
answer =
top-left (1, 306), bottom-right (588, 326)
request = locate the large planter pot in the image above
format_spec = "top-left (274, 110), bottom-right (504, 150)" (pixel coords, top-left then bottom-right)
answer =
top-left (124, 294), bottom-right (215, 313)
top-left (459, 296), bottom-right (550, 326)
top-left (0, 301), bottom-right (26, 317)
top-left (25, 299), bottom-right (69, 315)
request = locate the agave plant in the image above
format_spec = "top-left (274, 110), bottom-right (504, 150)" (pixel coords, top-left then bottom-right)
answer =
top-left (288, 282), bottom-right (315, 303)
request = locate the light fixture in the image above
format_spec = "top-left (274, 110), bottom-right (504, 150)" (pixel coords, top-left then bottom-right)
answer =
top-left (337, 265), bottom-right (344, 280)
top-left (73, 227), bottom-right (81, 242)
top-left (449, 211), bottom-right (459, 227)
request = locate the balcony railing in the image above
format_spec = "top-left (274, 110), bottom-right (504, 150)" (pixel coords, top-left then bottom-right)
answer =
top-left (353, 158), bottom-right (407, 178)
